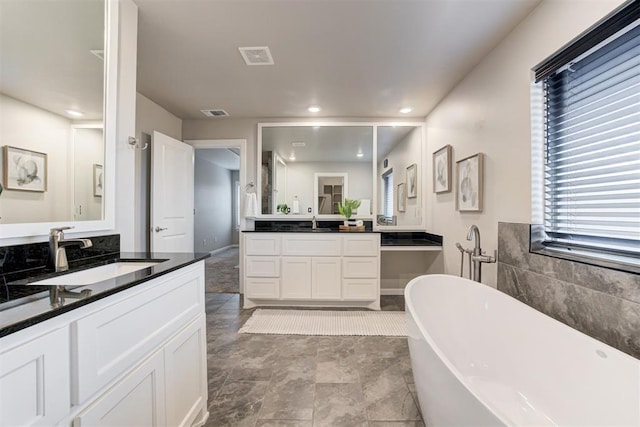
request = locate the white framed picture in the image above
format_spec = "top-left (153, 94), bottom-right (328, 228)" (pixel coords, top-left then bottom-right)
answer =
top-left (406, 163), bottom-right (417, 198)
top-left (433, 145), bottom-right (452, 193)
top-left (93, 164), bottom-right (103, 197)
top-left (456, 153), bottom-right (484, 212)
top-left (397, 182), bottom-right (406, 212)
top-left (2, 145), bottom-right (47, 192)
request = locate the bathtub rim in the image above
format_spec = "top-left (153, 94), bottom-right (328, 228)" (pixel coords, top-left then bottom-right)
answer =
top-left (404, 273), bottom-right (640, 426)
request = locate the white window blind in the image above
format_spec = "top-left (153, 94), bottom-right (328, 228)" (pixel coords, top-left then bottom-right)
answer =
top-left (542, 21), bottom-right (640, 257)
top-left (383, 171), bottom-right (394, 218)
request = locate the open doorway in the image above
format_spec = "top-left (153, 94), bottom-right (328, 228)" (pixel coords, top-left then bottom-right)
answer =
top-left (188, 139), bottom-right (247, 295)
top-left (194, 148), bottom-right (240, 293)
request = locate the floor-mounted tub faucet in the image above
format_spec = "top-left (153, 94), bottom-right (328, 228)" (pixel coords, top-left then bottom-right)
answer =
top-left (312, 215), bottom-right (317, 230)
top-left (466, 225), bottom-right (496, 282)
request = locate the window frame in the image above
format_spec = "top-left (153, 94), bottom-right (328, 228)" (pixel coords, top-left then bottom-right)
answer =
top-left (530, 1), bottom-right (640, 275)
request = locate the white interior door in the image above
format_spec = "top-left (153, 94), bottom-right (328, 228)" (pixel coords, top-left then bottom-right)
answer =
top-left (151, 131), bottom-right (194, 252)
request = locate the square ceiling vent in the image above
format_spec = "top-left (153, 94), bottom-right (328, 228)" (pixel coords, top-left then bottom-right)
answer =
top-left (239, 46), bottom-right (274, 65)
top-left (201, 109), bottom-right (229, 117)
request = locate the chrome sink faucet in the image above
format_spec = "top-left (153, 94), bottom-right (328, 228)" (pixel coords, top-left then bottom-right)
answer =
top-left (312, 216), bottom-right (317, 230)
top-left (48, 226), bottom-right (93, 272)
top-left (466, 225), bottom-right (496, 282)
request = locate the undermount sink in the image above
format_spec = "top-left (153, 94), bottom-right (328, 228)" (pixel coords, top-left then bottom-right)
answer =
top-left (311, 228), bottom-right (333, 232)
top-left (30, 261), bottom-right (162, 286)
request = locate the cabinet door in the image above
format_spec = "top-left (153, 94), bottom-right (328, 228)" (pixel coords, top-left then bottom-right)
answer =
top-left (282, 235), bottom-right (341, 256)
top-left (342, 257), bottom-right (378, 278)
top-left (0, 327), bottom-right (70, 427)
top-left (73, 350), bottom-right (166, 427)
top-left (246, 278), bottom-right (280, 299)
top-left (246, 234), bottom-right (281, 255)
top-left (281, 257), bottom-right (312, 299)
top-left (165, 315), bottom-right (208, 427)
top-left (72, 266), bottom-right (203, 404)
top-left (246, 256), bottom-right (280, 277)
top-left (343, 234), bottom-right (379, 256)
top-left (311, 257), bottom-right (341, 300)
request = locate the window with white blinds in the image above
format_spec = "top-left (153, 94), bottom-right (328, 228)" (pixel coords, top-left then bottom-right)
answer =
top-left (382, 170), bottom-right (394, 219)
top-left (536, 3), bottom-right (640, 264)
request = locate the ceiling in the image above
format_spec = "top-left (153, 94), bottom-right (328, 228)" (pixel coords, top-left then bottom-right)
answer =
top-left (0, 0), bottom-right (104, 120)
top-left (196, 148), bottom-right (240, 170)
top-left (135, 0), bottom-right (540, 120)
top-left (262, 126), bottom-right (374, 163)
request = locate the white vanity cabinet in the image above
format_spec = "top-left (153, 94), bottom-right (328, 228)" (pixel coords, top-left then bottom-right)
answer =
top-left (0, 326), bottom-right (70, 427)
top-left (244, 233), bottom-right (380, 309)
top-left (0, 261), bottom-right (208, 427)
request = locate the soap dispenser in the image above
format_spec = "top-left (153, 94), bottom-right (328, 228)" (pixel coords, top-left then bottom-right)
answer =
top-left (292, 196), bottom-right (300, 214)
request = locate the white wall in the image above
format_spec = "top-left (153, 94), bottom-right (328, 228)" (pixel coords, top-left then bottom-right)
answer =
top-left (424, 0), bottom-right (624, 287)
top-left (73, 127), bottom-right (104, 221)
top-left (378, 127), bottom-right (422, 225)
top-left (134, 92), bottom-right (183, 251)
top-left (284, 161), bottom-right (372, 215)
top-left (0, 94), bottom-right (72, 224)
top-left (194, 155), bottom-right (234, 252)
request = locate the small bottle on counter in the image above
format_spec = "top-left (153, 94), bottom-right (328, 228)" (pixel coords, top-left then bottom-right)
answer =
top-left (292, 196), bottom-right (300, 214)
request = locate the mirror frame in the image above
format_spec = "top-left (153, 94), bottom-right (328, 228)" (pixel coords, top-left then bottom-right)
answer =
top-left (256, 121), bottom-right (427, 230)
top-left (0, 0), bottom-right (118, 243)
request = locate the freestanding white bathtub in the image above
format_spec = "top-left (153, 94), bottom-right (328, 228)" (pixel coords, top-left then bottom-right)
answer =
top-left (405, 274), bottom-right (640, 426)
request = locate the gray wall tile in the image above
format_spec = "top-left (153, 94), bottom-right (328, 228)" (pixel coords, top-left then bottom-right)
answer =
top-left (497, 222), bottom-right (640, 360)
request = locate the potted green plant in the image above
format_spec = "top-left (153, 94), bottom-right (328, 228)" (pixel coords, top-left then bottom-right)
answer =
top-left (338, 198), bottom-right (361, 226)
top-left (276, 203), bottom-right (289, 214)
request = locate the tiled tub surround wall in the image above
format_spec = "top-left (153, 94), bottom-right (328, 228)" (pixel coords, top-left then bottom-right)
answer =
top-left (0, 234), bottom-right (120, 303)
top-left (497, 222), bottom-right (639, 359)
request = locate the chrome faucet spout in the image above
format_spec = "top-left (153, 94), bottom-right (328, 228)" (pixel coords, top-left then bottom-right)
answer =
top-left (48, 227), bottom-right (93, 272)
top-left (465, 225), bottom-right (495, 282)
top-left (466, 224), bottom-right (481, 249)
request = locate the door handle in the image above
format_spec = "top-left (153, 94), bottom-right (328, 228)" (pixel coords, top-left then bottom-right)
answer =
top-left (154, 226), bottom-right (167, 232)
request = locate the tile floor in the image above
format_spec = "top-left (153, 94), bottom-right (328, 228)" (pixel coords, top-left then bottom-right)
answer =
top-left (204, 294), bottom-right (423, 427)
top-left (205, 247), bottom-right (240, 293)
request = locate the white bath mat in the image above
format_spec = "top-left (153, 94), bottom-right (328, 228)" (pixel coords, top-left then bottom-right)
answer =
top-left (238, 309), bottom-right (407, 336)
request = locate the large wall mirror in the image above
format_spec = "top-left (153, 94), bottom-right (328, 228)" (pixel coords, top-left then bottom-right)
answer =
top-left (259, 125), bottom-right (374, 217)
top-left (0, 0), bottom-right (117, 240)
top-left (376, 125), bottom-right (424, 228)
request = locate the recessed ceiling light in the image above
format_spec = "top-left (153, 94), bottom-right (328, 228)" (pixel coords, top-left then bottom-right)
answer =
top-left (289, 155), bottom-right (296, 161)
top-left (399, 107), bottom-right (413, 114)
top-left (356, 152), bottom-right (364, 158)
top-left (308, 106), bottom-right (321, 113)
top-left (66, 109), bottom-right (84, 117)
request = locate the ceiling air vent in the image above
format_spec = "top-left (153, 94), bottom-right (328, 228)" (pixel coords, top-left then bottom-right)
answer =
top-left (238, 46), bottom-right (274, 65)
top-left (200, 109), bottom-right (229, 118)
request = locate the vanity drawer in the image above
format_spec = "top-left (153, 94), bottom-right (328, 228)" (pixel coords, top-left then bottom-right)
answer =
top-left (246, 235), bottom-right (281, 256)
top-left (342, 278), bottom-right (377, 300)
top-left (282, 235), bottom-right (341, 256)
top-left (343, 234), bottom-right (379, 256)
top-left (342, 257), bottom-right (378, 278)
top-left (246, 256), bottom-right (280, 277)
top-left (245, 278), bottom-right (280, 299)
top-left (71, 265), bottom-right (204, 405)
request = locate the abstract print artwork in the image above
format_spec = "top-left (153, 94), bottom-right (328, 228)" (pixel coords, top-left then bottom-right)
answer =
top-left (433, 145), bottom-right (452, 193)
top-left (2, 146), bottom-right (47, 192)
top-left (93, 164), bottom-right (103, 197)
top-left (456, 153), bottom-right (484, 212)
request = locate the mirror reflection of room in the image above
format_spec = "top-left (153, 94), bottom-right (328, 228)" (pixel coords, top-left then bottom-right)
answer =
top-left (377, 126), bottom-right (422, 226)
top-left (260, 126), bottom-right (374, 216)
top-left (0, 0), bottom-right (105, 224)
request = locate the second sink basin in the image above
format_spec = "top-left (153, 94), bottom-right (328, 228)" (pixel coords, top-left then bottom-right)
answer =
top-left (30, 261), bottom-right (162, 286)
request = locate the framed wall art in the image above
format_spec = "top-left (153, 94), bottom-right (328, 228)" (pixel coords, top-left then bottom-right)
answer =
top-left (406, 163), bottom-right (417, 198)
top-left (397, 182), bottom-right (406, 212)
top-left (456, 153), bottom-right (484, 212)
top-left (93, 164), bottom-right (103, 197)
top-left (2, 145), bottom-right (47, 192)
top-left (433, 144), bottom-right (452, 193)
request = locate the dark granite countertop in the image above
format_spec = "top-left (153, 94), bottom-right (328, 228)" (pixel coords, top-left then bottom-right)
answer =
top-left (0, 252), bottom-right (210, 337)
top-left (243, 228), bottom-right (380, 233)
top-left (381, 231), bottom-right (443, 247)
top-left (380, 239), bottom-right (441, 246)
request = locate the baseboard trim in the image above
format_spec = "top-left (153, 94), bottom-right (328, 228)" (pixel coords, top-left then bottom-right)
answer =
top-left (209, 244), bottom-right (238, 255)
top-left (380, 289), bottom-right (405, 296)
